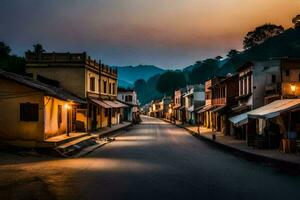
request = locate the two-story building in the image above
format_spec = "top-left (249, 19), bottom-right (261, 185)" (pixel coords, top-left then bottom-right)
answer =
top-left (25, 52), bottom-right (126, 132)
top-left (229, 58), bottom-right (300, 150)
top-left (117, 88), bottom-right (139, 123)
top-left (173, 88), bottom-right (186, 123)
top-left (183, 85), bottom-right (205, 125)
top-left (210, 74), bottom-right (239, 135)
top-left (198, 78), bottom-right (222, 129)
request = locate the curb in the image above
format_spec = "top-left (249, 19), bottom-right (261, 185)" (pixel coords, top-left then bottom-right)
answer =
top-left (98, 123), bottom-right (133, 138)
top-left (74, 123), bottom-right (133, 158)
top-left (162, 118), bottom-right (300, 170)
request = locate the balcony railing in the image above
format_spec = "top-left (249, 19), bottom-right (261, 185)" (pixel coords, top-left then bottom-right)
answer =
top-left (212, 98), bottom-right (226, 105)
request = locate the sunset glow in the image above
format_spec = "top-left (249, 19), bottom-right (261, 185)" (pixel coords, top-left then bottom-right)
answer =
top-left (1, 0), bottom-right (300, 68)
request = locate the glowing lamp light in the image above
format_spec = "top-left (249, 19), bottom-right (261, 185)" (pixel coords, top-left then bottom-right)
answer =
top-left (291, 84), bottom-right (296, 93)
top-left (65, 104), bottom-right (70, 110)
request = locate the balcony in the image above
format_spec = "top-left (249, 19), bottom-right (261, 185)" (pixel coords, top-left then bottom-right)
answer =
top-left (212, 98), bottom-right (226, 106)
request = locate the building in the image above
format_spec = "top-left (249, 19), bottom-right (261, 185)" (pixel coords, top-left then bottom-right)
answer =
top-left (117, 88), bottom-right (139, 123)
top-left (0, 70), bottom-right (86, 147)
top-left (198, 78), bottom-right (222, 128)
top-left (183, 85), bottom-right (205, 125)
top-left (229, 58), bottom-right (300, 150)
top-left (210, 74), bottom-right (239, 135)
top-left (25, 52), bottom-right (127, 132)
top-left (149, 100), bottom-right (162, 118)
top-left (173, 88), bottom-right (186, 123)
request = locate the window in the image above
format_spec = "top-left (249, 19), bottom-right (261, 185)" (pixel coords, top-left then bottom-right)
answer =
top-left (58, 105), bottom-right (62, 128)
top-left (103, 81), bottom-right (107, 93)
top-left (125, 95), bottom-right (133, 102)
top-left (112, 83), bottom-right (115, 94)
top-left (286, 70), bottom-right (290, 76)
top-left (90, 77), bottom-right (95, 92)
top-left (109, 83), bottom-right (112, 94)
top-left (104, 108), bottom-right (108, 117)
top-left (271, 75), bottom-right (276, 83)
top-left (20, 103), bottom-right (39, 121)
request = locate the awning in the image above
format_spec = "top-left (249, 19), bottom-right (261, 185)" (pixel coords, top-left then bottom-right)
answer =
top-left (229, 113), bottom-right (248, 127)
top-left (103, 100), bottom-right (128, 108)
top-left (178, 106), bottom-right (185, 110)
top-left (248, 99), bottom-right (300, 119)
top-left (197, 105), bottom-right (214, 114)
top-left (211, 105), bottom-right (227, 113)
top-left (187, 105), bottom-right (194, 112)
top-left (90, 99), bottom-right (111, 108)
top-left (194, 105), bottom-right (205, 113)
top-left (114, 101), bottom-right (129, 108)
top-left (173, 105), bottom-right (181, 110)
top-left (183, 92), bottom-right (193, 98)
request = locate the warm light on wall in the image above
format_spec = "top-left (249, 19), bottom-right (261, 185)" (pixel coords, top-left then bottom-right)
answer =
top-left (65, 104), bottom-right (70, 110)
top-left (291, 84), bottom-right (296, 93)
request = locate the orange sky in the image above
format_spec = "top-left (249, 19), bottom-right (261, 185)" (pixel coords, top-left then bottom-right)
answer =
top-left (1, 0), bottom-right (300, 68)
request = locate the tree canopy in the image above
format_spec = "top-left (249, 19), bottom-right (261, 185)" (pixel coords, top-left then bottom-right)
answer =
top-left (156, 71), bottom-right (186, 95)
top-left (243, 23), bottom-right (284, 49)
top-left (227, 49), bottom-right (239, 58)
top-left (292, 14), bottom-right (300, 29)
top-left (0, 42), bottom-right (11, 59)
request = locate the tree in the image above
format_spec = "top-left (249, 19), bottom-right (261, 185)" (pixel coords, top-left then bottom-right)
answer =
top-left (33, 43), bottom-right (45, 55)
top-left (243, 24), bottom-right (284, 49)
top-left (292, 14), bottom-right (300, 29)
top-left (227, 49), bottom-right (239, 58)
top-left (188, 58), bottom-right (219, 84)
top-left (215, 56), bottom-right (223, 61)
top-left (134, 79), bottom-right (146, 92)
top-left (0, 42), bottom-right (11, 59)
top-left (156, 71), bottom-right (186, 95)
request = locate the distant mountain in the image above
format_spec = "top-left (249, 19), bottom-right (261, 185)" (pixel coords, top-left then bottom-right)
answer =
top-left (116, 65), bottom-right (165, 85)
top-left (118, 79), bottom-right (134, 88)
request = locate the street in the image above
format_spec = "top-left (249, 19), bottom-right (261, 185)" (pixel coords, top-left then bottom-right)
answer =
top-left (1, 115), bottom-right (300, 200)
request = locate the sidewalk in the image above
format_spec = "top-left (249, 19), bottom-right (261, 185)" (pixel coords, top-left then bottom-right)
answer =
top-left (92, 122), bottom-right (132, 138)
top-left (165, 119), bottom-right (300, 166)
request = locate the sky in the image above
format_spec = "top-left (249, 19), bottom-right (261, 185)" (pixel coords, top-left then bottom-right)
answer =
top-left (1, 0), bottom-right (299, 69)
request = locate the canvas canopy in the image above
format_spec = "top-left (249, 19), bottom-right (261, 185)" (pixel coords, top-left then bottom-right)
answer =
top-left (90, 99), bottom-right (111, 108)
top-left (248, 99), bottom-right (300, 119)
top-left (103, 100), bottom-right (128, 108)
top-left (197, 105), bottom-right (214, 114)
top-left (229, 113), bottom-right (248, 127)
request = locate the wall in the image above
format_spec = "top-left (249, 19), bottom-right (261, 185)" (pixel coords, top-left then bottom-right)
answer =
top-left (0, 79), bottom-right (44, 142)
top-left (26, 67), bottom-right (86, 98)
top-left (43, 96), bottom-right (68, 139)
top-left (253, 60), bottom-right (280, 109)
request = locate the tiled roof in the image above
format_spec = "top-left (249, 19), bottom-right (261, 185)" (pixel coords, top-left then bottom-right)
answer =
top-left (0, 70), bottom-right (86, 104)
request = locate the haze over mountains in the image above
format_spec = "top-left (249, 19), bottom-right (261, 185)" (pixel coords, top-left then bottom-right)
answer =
top-left (116, 65), bottom-right (165, 88)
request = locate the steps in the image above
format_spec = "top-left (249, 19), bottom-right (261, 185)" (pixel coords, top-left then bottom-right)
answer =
top-left (54, 135), bottom-right (97, 157)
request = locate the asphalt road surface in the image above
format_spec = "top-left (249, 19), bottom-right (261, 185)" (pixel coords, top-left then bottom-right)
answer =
top-left (1, 116), bottom-right (300, 200)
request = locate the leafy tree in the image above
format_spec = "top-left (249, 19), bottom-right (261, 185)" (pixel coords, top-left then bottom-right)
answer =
top-left (227, 49), bottom-right (239, 58)
top-left (292, 14), bottom-right (300, 29)
top-left (215, 56), bottom-right (223, 61)
top-left (188, 58), bottom-right (219, 84)
top-left (156, 71), bottom-right (186, 95)
top-left (243, 24), bottom-right (284, 49)
top-left (33, 43), bottom-right (45, 55)
top-left (0, 42), bottom-right (11, 59)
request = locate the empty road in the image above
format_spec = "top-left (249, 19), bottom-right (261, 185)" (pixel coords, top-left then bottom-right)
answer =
top-left (1, 116), bottom-right (300, 200)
